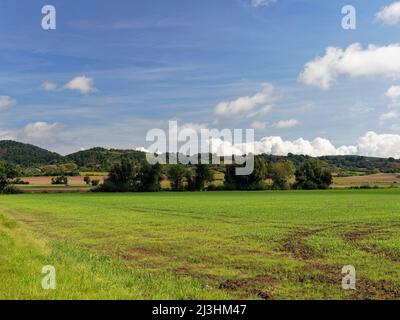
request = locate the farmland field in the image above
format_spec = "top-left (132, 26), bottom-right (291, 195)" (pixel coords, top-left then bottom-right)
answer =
top-left (1, 190), bottom-right (400, 300)
top-left (333, 173), bottom-right (400, 188)
top-left (14, 176), bottom-right (107, 193)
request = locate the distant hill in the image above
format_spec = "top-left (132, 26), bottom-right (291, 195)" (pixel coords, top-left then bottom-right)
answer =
top-left (319, 155), bottom-right (400, 174)
top-left (0, 140), bottom-right (63, 167)
top-left (1, 140), bottom-right (399, 175)
top-left (261, 154), bottom-right (400, 174)
top-left (66, 147), bottom-right (146, 171)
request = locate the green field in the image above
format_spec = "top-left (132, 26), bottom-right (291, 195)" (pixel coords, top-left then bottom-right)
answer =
top-left (1, 190), bottom-right (400, 300)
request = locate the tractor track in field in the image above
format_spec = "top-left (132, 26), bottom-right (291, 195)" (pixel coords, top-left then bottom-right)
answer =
top-left (281, 224), bottom-right (344, 260)
top-left (281, 223), bottom-right (400, 299)
top-left (344, 227), bottom-right (400, 263)
top-left (219, 275), bottom-right (276, 300)
top-left (121, 205), bottom-right (255, 225)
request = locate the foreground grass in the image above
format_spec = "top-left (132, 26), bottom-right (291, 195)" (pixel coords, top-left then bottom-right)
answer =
top-left (1, 189), bottom-right (400, 299)
top-left (0, 214), bottom-right (229, 299)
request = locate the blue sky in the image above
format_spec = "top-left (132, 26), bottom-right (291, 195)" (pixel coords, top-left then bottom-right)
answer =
top-left (1, 0), bottom-right (400, 156)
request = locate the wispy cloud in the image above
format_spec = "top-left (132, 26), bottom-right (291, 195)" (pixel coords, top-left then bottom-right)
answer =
top-left (0, 121), bottom-right (65, 145)
top-left (214, 83), bottom-right (275, 118)
top-left (41, 81), bottom-right (58, 92)
top-left (272, 119), bottom-right (300, 129)
top-left (386, 85), bottom-right (400, 103)
top-left (250, 0), bottom-right (277, 8)
top-left (379, 110), bottom-right (399, 123)
top-left (0, 96), bottom-right (16, 110)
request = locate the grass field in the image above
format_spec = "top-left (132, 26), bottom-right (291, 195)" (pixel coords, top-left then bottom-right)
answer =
top-left (1, 190), bottom-right (400, 300)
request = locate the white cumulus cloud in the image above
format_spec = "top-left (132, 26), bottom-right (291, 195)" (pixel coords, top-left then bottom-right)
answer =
top-left (299, 43), bottom-right (400, 89)
top-left (376, 2), bottom-right (400, 25)
top-left (64, 76), bottom-right (95, 94)
top-left (214, 83), bottom-right (275, 117)
top-left (357, 131), bottom-right (400, 158)
top-left (0, 96), bottom-right (16, 110)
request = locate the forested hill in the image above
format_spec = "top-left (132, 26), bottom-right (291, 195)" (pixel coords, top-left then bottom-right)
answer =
top-left (66, 147), bottom-right (145, 171)
top-left (261, 154), bottom-right (400, 174)
top-left (1, 140), bottom-right (400, 174)
top-left (0, 140), bottom-right (63, 166)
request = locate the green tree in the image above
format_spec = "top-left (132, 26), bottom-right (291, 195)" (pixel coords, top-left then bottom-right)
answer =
top-left (225, 156), bottom-right (267, 189)
top-left (138, 161), bottom-right (163, 192)
top-left (269, 161), bottom-right (296, 190)
top-left (0, 161), bottom-right (17, 192)
top-left (185, 168), bottom-right (197, 191)
top-left (105, 158), bottom-right (139, 191)
top-left (167, 165), bottom-right (186, 191)
top-left (294, 158), bottom-right (333, 190)
top-left (194, 164), bottom-right (214, 191)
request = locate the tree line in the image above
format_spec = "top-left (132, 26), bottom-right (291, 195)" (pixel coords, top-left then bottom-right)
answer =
top-left (0, 155), bottom-right (333, 194)
top-left (93, 156), bottom-right (333, 193)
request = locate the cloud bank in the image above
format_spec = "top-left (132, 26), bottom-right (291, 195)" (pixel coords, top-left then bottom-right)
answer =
top-left (209, 131), bottom-right (400, 158)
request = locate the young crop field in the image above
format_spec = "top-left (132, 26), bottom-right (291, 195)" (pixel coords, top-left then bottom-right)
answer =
top-left (0, 190), bottom-right (400, 300)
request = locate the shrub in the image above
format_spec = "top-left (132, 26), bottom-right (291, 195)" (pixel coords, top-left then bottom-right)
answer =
top-left (2, 185), bottom-right (24, 194)
top-left (83, 175), bottom-right (91, 185)
top-left (0, 161), bottom-right (17, 192)
top-left (10, 178), bottom-right (29, 185)
top-left (51, 176), bottom-right (68, 185)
